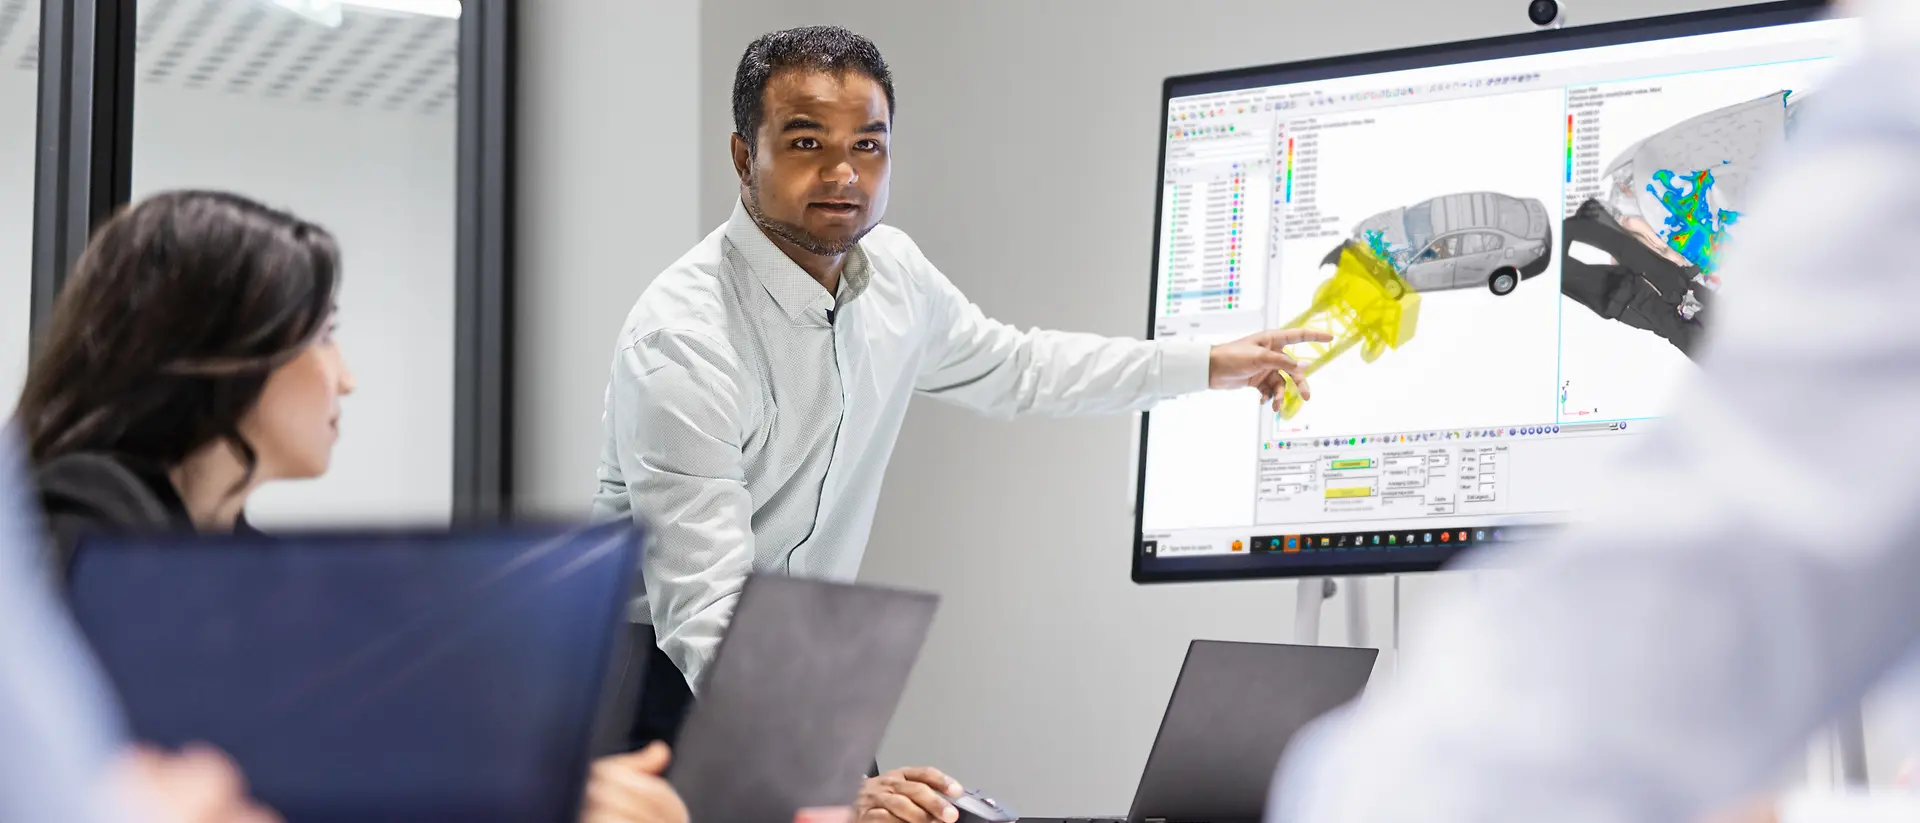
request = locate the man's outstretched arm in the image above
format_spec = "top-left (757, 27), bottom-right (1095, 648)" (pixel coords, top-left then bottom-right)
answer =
top-left (902, 241), bottom-right (1325, 418)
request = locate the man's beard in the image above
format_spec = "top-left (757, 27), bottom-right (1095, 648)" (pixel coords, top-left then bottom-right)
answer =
top-left (743, 177), bottom-right (874, 257)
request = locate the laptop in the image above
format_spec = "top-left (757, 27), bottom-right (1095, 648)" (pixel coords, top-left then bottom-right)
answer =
top-left (1032, 640), bottom-right (1378, 823)
top-left (67, 521), bottom-right (641, 823)
top-left (668, 573), bottom-right (940, 823)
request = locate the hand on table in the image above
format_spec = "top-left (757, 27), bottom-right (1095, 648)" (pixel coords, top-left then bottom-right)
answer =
top-left (118, 743), bottom-right (280, 823)
top-left (1208, 328), bottom-right (1335, 412)
top-left (580, 742), bottom-right (688, 823)
top-left (855, 766), bottom-right (963, 823)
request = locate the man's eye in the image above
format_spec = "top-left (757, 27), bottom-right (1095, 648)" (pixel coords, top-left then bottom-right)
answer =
top-left (794, 137), bottom-right (819, 149)
top-left (855, 140), bottom-right (879, 151)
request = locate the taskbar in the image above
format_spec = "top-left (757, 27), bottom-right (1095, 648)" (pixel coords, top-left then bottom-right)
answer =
top-left (1249, 524), bottom-right (1541, 555)
top-left (1142, 523), bottom-right (1564, 561)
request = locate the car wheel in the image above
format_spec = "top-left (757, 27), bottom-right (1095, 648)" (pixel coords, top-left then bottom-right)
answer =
top-left (1489, 268), bottom-right (1519, 296)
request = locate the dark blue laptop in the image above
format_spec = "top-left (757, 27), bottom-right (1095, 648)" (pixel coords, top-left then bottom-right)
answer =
top-left (67, 521), bottom-right (641, 823)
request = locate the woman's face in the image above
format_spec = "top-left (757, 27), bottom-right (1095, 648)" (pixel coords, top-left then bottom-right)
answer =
top-left (241, 316), bottom-right (354, 481)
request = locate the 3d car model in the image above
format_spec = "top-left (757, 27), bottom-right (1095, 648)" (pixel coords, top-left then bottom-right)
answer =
top-left (1561, 89), bottom-right (1802, 359)
top-left (1322, 192), bottom-right (1553, 297)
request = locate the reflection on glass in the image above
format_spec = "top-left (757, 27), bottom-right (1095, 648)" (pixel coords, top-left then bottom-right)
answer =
top-left (133, 0), bottom-right (458, 526)
top-left (0, 0), bottom-right (38, 413)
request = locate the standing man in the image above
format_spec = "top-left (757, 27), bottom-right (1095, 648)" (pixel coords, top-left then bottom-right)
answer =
top-left (592, 25), bottom-right (1325, 819)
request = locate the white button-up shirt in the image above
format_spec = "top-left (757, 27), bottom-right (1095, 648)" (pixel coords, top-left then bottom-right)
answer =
top-left (1270, 4), bottom-right (1920, 822)
top-left (592, 200), bottom-right (1212, 686)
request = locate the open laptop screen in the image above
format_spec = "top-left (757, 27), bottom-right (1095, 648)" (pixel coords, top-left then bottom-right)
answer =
top-left (68, 522), bottom-right (639, 823)
top-left (670, 574), bottom-right (939, 822)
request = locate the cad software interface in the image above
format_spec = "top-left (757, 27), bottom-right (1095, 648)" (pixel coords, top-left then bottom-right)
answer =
top-left (1137, 14), bottom-right (1859, 576)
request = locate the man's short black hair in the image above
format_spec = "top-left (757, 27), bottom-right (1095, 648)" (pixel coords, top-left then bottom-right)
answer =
top-left (732, 25), bottom-right (895, 148)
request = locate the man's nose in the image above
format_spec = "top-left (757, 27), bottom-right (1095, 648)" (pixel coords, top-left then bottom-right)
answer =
top-left (822, 159), bottom-right (858, 186)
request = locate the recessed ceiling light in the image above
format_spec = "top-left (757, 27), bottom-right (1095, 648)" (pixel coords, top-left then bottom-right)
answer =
top-left (342, 0), bottom-right (461, 19)
top-left (267, 0), bottom-right (459, 27)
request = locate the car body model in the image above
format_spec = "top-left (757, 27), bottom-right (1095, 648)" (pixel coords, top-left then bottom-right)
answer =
top-left (1559, 89), bottom-right (1802, 359)
top-left (1327, 192), bottom-right (1553, 296)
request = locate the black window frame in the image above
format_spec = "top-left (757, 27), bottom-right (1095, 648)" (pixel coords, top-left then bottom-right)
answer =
top-left (30, 0), bottom-right (516, 522)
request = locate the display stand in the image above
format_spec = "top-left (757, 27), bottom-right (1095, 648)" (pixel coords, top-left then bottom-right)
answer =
top-left (1292, 576), bottom-right (1393, 656)
top-left (1834, 708), bottom-right (1871, 787)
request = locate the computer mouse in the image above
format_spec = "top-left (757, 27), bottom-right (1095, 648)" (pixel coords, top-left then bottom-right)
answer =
top-left (950, 788), bottom-right (1018, 823)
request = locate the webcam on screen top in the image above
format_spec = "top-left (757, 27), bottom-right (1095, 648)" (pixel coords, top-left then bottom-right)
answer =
top-left (1528, 0), bottom-right (1569, 29)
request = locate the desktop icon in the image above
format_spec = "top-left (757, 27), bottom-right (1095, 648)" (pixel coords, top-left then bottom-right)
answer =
top-left (1476, 531), bottom-right (1486, 541)
top-left (1232, 540), bottom-right (1245, 552)
top-left (1320, 537), bottom-right (1331, 548)
top-left (1372, 535), bottom-right (1381, 546)
top-left (1441, 532), bottom-right (1451, 543)
top-left (1387, 534), bottom-right (1397, 545)
top-left (1423, 533), bottom-right (1433, 543)
top-left (1458, 531), bottom-right (1469, 542)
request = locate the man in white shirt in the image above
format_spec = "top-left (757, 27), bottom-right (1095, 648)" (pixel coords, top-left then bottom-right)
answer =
top-left (1266, 2), bottom-right (1920, 822)
top-left (592, 24), bottom-right (1327, 822)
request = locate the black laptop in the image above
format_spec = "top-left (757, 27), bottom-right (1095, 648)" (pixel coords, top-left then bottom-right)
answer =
top-left (1031, 640), bottom-right (1378, 823)
top-left (67, 521), bottom-right (640, 823)
top-left (668, 573), bottom-right (940, 823)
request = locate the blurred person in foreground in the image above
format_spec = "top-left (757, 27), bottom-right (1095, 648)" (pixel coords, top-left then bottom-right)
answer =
top-left (1267, 3), bottom-right (1920, 823)
top-left (15, 190), bottom-right (684, 823)
top-left (0, 420), bottom-right (275, 823)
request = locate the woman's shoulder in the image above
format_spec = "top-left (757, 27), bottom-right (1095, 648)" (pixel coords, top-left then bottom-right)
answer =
top-left (35, 452), bottom-right (180, 528)
top-left (34, 452), bottom-right (190, 578)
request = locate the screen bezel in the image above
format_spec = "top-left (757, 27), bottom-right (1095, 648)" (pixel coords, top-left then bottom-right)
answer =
top-left (1132, 0), bottom-right (1834, 585)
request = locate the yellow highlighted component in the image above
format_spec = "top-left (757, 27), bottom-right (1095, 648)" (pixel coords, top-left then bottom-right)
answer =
top-left (1278, 242), bottom-right (1422, 420)
top-left (1329, 458), bottom-right (1374, 470)
top-left (1325, 486), bottom-right (1375, 500)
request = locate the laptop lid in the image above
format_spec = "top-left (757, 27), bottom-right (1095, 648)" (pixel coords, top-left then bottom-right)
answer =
top-left (67, 521), bottom-right (640, 823)
top-left (669, 574), bottom-right (939, 823)
top-left (1127, 641), bottom-right (1378, 823)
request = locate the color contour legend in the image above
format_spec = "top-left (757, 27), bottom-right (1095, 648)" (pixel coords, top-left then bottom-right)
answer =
top-left (1565, 113), bottom-right (1574, 183)
top-left (1285, 137), bottom-right (1296, 203)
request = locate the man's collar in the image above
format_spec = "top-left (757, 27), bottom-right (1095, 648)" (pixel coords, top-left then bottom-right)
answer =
top-left (726, 199), bottom-right (872, 322)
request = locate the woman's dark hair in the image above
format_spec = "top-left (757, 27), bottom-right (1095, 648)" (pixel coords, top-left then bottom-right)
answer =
top-left (14, 189), bottom-right (341, 487)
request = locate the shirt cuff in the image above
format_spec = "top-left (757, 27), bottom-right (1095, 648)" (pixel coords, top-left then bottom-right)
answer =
top-left (1157, 339), bottom-right (1213, 397)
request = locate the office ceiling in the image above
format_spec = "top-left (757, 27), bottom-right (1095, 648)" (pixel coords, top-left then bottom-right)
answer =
top-left (0, 0), bottom-right (458, 115)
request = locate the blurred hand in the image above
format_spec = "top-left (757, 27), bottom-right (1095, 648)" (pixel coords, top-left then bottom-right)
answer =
top-left (580, 743), bottom-right (688, 823)
top-left (1208, 328), bottom-right (1336, 411)
top-left (118, 744), bottom-right (280, 823)
top-left (1694, 794), bottom-right (1778, 823)
top-left (855, 766), bottom-right (962, 823)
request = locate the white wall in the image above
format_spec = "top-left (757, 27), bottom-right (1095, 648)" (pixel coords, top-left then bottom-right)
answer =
top-left (513, 0), bottom-right (702, 517)
top-left (698, 0), bottom-right (1753, 815)
top-left (0, 68), bottom-right (37, 415)
top-left (129, 83), bottom-right (456, 527)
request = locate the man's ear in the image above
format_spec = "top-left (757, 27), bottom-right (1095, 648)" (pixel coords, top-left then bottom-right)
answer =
top-left (731, 133), bottom-right (751, 183)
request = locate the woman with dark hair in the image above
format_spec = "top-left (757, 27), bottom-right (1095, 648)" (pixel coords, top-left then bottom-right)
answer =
top-left (17, 190), bottom-right (689, 823)
top-left (16, 189), bottom-right (353, 567)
